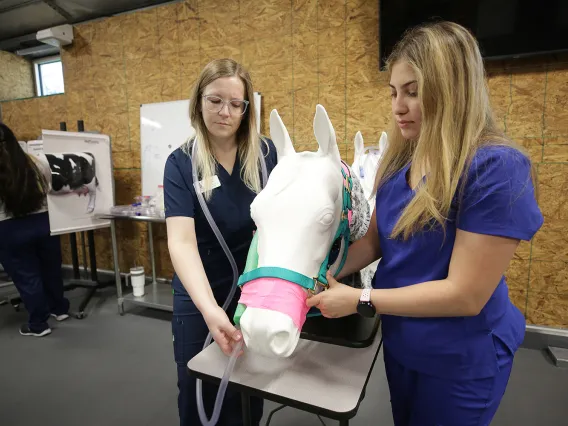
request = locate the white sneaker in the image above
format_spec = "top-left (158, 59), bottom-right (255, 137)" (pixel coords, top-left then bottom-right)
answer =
top-left (50, 313), bottom-right (70, 321)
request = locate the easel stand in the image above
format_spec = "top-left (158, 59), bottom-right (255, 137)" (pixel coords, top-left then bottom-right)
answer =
top-left (63, 230), bottom-right (114, 319)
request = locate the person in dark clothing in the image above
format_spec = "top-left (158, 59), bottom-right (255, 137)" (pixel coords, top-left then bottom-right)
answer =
top-left (164, 58), bottom-right (278, 426)
top-left (0, 122), bottom-right (70, 337)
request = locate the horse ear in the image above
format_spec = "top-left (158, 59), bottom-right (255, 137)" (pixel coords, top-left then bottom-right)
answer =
top-left (269, 109), bottom-right (295, 160)
top-left (354, 131), bottom-right (364, 158)
top-left (378, 131), bottom-right (388, 152)
top-left (314, 104), bottom-right (341, 165)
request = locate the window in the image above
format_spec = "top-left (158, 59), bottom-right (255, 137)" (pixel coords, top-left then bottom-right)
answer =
top-left (34, 56), bottom-right (65, 97)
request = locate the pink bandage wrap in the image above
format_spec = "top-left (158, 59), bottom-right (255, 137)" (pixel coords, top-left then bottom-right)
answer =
top-left (238, 278), bottom-right (310, 331)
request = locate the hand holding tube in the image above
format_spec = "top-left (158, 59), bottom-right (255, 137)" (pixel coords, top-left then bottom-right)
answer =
top-left (203, 305), bottom-right (244, 356)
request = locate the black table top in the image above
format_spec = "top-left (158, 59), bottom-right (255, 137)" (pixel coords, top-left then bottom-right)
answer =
top-left (300, 314), bottom-right (380, 348)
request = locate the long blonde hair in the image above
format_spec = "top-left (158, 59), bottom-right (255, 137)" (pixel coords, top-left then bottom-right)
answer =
top-left (373, 21), bottom-right (527, 240)
top-left (183, 58), bottom-right (266, 200)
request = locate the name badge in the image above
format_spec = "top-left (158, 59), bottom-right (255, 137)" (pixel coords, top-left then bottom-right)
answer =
top-left (196, 175), bottom-right (221, 193)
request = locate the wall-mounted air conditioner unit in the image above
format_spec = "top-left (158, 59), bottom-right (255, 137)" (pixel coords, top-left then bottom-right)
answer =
top-left (36, 24), bottom-right (73, 47)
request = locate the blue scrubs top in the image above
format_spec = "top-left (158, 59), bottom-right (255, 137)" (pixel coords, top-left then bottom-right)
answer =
top-left (374, 145), bottom-right (543, 379)
top-left (163, 138), bottom-right (278, 314)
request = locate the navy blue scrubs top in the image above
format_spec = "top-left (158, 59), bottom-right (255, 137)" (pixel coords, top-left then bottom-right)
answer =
top-left (163, 138), bottom-right (278, 314)
top-left (374, 145), bottom-right (543, 380)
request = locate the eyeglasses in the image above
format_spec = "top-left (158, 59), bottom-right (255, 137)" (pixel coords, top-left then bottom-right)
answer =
top-left (202, 95), bottom-right (249, 116)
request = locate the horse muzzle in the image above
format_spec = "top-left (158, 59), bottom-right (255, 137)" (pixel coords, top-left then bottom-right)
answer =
top-left (237, 277), bottom-right (310, 358)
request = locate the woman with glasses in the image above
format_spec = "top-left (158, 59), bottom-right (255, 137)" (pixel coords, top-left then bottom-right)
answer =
top-left (164, 58), bottom-right (278, 426)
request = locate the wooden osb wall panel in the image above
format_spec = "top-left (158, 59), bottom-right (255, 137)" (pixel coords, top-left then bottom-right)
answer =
top-left (1, 0), bottom-right (568, 328)
top-left (1, 98), bottom-right (41, 140)
top-left (0, 51), bottom-right (35, 102)
top-left (491, 61), bottom-right (568, 328)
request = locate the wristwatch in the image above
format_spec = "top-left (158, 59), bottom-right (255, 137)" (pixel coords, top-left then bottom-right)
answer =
top-left (357, 289), bottom-right (376, 318)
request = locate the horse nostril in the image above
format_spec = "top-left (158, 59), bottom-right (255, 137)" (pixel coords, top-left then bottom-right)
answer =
top-left (270, 330), bottom-right (291, 355)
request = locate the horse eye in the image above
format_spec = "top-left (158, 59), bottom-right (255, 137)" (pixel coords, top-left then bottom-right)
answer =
top-left (319, 212), bottom-right (333, 226)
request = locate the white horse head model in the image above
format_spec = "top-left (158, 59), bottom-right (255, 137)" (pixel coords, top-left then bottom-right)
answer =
top-left (351, 130), bottom-right (387, 210)
top-left (351, 131), bottom-right (388, 289)
top-left (235, 105), bottom-right (355, 358)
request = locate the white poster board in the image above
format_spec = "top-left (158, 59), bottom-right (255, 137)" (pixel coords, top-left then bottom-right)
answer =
top-left (141, 99), bottom-right (195, 197)
top-left (140, 93), bottom-right (262, 198)
top-left (42, 130), bottom-right (115, 235)
top-left (254, 92), bottom-right (261, 133)
top-left (18, 141), bottom-right (28, 153)
top-left (27, 140), bottom-right (44, 156)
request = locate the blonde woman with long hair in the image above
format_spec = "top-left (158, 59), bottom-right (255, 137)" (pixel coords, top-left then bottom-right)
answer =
top-left (307, 22), bottom-right (543, 424)
top-left (164, 58), bottom-right (277, 426)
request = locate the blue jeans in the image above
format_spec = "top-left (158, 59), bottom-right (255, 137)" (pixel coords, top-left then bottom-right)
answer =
top-left (384, 337), bottom-right (514, 426)
top-left (172, 286), bottom-right (264, 426)
top-left (0, 212), bottom-right (70, 331)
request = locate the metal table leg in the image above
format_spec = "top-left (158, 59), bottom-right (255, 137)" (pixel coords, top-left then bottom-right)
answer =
top-left (81, 231), bottom-right (88, 278)
top-left (241, 393), bottom-right (252, 426)
top-left (148, 222), bottom-right (158, 291)
top-left (110, 220), bottom-right (123, 315)
top-left (339, 420), bottom-right (349, 426)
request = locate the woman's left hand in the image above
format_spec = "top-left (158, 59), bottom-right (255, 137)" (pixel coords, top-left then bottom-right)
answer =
top-left (306, 271), bottom-right (361, 318)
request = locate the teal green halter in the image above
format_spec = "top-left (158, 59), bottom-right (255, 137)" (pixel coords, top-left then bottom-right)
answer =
top-left (234, 161), bottom-right (353, 324)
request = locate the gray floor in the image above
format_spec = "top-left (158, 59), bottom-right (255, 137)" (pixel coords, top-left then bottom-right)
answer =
top-left (1, 286), bottom-right (567, 426)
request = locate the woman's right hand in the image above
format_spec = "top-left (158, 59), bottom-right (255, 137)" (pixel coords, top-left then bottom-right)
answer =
top-left (203, 305), bottom-right (244, 357)
top-left (166, 217), bottom-right (244, 357)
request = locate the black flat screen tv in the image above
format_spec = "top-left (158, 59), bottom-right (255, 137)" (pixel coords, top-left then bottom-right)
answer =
top-left (379, 0), bottom-right (568, 68)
